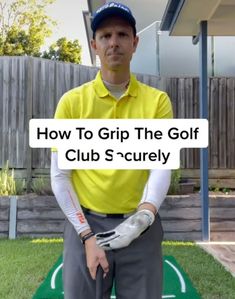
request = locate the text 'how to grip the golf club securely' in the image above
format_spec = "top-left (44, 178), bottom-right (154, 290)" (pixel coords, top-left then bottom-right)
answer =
top-left (29, 119), bottom-right (208, 169)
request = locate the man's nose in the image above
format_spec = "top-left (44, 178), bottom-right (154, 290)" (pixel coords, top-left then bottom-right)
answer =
top-left (109, 35), bottom-right (119, 47)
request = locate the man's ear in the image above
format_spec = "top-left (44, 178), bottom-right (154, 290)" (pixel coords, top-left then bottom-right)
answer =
top-left (90, 39), bottom-right (97, 52)
top-left (133, 35), bottom-right (139, 52)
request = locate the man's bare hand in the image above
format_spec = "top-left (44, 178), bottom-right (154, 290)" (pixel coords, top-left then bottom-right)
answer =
top-left (84, 236), bottom-right (109, 280)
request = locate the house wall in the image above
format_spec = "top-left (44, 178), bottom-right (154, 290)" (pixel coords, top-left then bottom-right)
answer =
top-left (131, 25), bottom-right (235, 77)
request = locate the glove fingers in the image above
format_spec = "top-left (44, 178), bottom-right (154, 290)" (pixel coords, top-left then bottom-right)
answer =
top-left (97, 234), bottom-right (120, 246)
top-left (97, 240), bottom-right (112, 250)
top-left (100, 243), bottom-right (112, 250)
top-left (96, 231), bottom-right (115, 239)
top-left (98, 240), bottom-right (117, 250)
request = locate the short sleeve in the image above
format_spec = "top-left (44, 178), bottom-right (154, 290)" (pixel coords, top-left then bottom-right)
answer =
top-left (155, 93), bottom-right (173, 119)
top-left (51, 94), bottom-right (71, 152)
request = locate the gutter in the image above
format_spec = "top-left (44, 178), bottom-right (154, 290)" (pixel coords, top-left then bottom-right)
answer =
top-left (160, 0), bottom-right (185, 34)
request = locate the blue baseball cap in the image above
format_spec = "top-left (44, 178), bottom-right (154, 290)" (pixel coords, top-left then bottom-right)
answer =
top-left (91, 2), bottom-right (136, 35)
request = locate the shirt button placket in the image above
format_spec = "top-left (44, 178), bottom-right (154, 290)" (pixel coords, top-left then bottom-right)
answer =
top-left (113, 102), bottom-right (118, 118)
top-left (116, 101), bottom-right (121, 119)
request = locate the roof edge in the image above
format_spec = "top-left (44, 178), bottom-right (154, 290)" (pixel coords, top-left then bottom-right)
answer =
top-left (160, 0), bottom-right (185, 32)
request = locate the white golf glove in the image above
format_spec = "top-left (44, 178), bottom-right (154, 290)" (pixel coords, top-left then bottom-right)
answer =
top-left (96, 209), bottom-right (155, 250)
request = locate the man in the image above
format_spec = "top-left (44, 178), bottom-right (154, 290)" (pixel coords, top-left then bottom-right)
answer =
top-left (51, 2), bottom-right (173, 299)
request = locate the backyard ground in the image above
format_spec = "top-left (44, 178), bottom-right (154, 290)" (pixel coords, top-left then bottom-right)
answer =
top-left (0, 239), bottom-right (234, 299)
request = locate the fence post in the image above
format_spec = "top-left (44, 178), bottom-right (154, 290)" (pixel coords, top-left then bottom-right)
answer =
top-left (26, 57), bottom-right (33, 191)
top-left (9, 196), bottom-right (18, 239)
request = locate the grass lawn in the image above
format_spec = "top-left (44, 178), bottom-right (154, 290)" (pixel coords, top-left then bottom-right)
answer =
top-left (0, 239), bottom-right (63, 299)
top-left (163, 241), bottom-right (235, 299)
top-left (0, 239), bottom-right (234, 299)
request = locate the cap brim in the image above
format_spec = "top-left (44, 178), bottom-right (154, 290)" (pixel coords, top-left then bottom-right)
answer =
top-left (91, 7), bottom-right (136, 32)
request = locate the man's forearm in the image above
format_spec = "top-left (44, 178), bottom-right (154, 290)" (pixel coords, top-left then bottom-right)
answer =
top-left (50, 152), bottom-right (90, 236)
top-left (138, 202), bottom-right (157, 214)
top-left (139, 169), bottom-right (171, 211)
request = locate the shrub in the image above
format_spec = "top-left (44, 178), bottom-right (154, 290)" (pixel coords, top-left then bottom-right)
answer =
top-left (0, 161), bottom-right (16, 195)
top-left (15, 179), bottom-right (27, 195)
top-left (168, 169), bottom-right (181, 195)
top-left (31, 177), bottom-right (53, 195)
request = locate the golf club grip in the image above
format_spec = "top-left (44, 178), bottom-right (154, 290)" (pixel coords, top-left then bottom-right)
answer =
top-left (96, 265), bottom-right (103, 299)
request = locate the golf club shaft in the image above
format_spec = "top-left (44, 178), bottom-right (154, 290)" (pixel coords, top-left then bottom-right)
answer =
top-left (96, 265), bottom-right (103, 299)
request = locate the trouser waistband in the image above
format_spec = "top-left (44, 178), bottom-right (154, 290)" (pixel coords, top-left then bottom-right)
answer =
top-left (81, 206), bottom-right (135, 219)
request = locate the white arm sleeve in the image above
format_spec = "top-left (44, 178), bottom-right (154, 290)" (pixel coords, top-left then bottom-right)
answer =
top-left (139, 169), bottom-right (171, 211)
top-left (50, 152), bottom-right (90, 235)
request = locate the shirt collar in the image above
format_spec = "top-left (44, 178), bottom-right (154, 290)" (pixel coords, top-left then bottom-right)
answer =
top-left (93, 71), bottom-right (138, 98)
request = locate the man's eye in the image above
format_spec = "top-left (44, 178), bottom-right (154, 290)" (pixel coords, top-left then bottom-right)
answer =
top-left (119, 32), bottom-right (128, 37)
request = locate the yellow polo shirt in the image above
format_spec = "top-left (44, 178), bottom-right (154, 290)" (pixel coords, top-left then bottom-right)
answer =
top-left (53, 71), bottom-right (173, 213)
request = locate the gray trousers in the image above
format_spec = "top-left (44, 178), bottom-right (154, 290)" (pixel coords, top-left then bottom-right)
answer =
top-left (63, 212), bottom-right (164, 299)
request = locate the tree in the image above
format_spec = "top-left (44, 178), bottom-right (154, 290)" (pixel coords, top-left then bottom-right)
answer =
top-left (0, 0), bottom-right (56, 56)
top-left (42, 37), bottom-right (82, 64)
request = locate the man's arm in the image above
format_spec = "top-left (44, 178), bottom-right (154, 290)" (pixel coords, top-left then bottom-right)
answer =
top-left (138, 169), bottom-right (171, 213)
top-left (50, 152), bottom-right (109, 279)
top-left (50, 152), bottom-right (90, 234)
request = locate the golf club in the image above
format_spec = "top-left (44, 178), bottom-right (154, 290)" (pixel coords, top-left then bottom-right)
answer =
top-left (96, 265), bottom-right (104, 299)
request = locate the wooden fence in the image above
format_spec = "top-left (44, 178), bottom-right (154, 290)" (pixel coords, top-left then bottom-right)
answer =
top-left (1, 194), bottom-right (234, 241)
top-left (0, 56), bottom-right (235, 185)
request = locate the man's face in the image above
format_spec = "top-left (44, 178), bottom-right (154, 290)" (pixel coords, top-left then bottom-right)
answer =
top-left (91, 16), bottom-right (139, 72)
